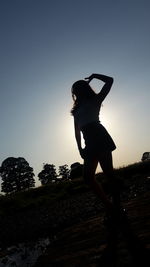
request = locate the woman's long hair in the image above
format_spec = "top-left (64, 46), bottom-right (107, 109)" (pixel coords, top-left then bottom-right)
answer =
top-left (71, 80), bottom-right (96, 115)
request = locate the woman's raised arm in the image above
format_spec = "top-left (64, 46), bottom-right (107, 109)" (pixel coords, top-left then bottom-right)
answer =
top-left (85, 73), bottom-right (114, 102)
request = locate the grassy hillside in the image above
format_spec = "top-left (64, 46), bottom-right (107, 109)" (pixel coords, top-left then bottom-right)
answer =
top-left (0, 160), bottom-right (150, 249)
top-left (0, 160), bottom-right (150, 215)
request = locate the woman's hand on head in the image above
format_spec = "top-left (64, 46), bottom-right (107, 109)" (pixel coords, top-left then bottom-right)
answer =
top-left (84, 74), bottom-right (95, 84)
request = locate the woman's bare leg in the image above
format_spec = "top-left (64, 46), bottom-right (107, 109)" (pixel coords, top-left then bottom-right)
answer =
top-left (83, 158), bottom-right (113, 211)
top-left (98, 151), bottom-right (120, 214)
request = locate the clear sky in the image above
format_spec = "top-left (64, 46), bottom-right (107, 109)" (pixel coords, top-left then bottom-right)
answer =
top-left (0, 0), bottom-right (150, 187)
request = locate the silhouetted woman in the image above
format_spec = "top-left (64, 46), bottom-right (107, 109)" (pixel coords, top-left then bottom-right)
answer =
top-left (71, 73), bottom-right (120, 219)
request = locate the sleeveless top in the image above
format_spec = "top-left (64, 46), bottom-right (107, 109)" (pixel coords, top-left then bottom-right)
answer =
top-left (73, 96), bottom-right (101, 129)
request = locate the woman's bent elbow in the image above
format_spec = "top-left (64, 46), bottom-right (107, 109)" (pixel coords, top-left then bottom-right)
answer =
top-left (108, 77), bottom-right (114, 87)
top-left (110, 77), bottom-right (114, 84)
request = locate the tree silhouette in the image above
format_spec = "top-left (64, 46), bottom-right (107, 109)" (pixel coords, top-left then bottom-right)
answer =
top-left (38, 164), bottom-right (57, 185)
top-left (70, 162), bottom-right (83, 179)
top-left (141, 152), bottom-right (150, 161)
top-left (58, 164), bottom-right (70, 181)
top-left (0, 157), bottom-right (35, 194)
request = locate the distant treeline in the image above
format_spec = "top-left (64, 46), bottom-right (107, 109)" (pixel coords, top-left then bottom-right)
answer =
top-left (0, 156), bottom-right (150, 196)
top-left (0, 156), bottom-right (78, 195)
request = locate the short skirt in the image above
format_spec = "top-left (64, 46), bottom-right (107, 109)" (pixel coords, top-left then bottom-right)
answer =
top-left (81, 122), bottom-right (116, 158)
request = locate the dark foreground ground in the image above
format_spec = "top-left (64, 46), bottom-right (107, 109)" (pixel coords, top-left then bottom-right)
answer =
top-left (0, 162), bottom-right (150, 266)
top-left (34, 191), bottom-right (150, 267)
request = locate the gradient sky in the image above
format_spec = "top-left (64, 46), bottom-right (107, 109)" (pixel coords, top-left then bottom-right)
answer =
top-left (0, 0), bottom-right (150, 187)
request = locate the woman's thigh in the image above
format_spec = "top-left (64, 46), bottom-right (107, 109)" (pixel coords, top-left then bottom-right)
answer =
top-left (98, 151), bottom-right (114, 177)
top-left (83, 158), bottom-right (98, 184)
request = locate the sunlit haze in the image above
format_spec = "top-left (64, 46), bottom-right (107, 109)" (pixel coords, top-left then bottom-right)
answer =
top-left (0, 0), bottom-right (150, 187)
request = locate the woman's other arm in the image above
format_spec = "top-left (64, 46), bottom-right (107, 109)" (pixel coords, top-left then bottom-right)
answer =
top-left (74, 118), bottom-right (84, 159)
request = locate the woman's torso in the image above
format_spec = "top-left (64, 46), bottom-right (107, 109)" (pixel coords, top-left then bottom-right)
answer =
top-left (74, 96), bottom-right (101, 129)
